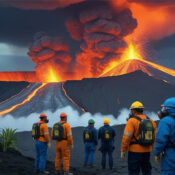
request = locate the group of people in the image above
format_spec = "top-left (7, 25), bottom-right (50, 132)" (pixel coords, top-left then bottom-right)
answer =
top-left (32, 97), bottom-right (175, 175)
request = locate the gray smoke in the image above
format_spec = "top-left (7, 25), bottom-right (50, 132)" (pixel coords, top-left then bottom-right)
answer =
top-left (28, 32), bottom-right (72, 80)
top-left (65, 6), bottom-right (137, 76)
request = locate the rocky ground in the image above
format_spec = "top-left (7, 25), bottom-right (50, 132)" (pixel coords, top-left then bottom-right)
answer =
top-left (0, 124), bottom-right (161, 175)
top-left (0, 145), bottom-right (160, 175)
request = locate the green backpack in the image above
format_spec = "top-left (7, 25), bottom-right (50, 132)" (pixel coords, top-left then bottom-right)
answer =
top-left (52, 122), bottom-right (66, 141)
top-left (32, 123), bottom-right (43, 139)
top-left (130, 116), bottom-right (155, 146)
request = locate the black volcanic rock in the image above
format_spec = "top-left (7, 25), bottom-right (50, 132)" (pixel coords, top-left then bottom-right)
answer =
top-left (64, 70), bottom-right (175, 116)
top-left (0, 81), bottom-right (29, 103)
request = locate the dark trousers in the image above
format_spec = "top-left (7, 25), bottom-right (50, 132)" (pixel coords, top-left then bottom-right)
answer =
top-left (128, 152), bottom-right (152, 175)
top-left (35, 141), bottom-right (48, 173)
top-left (100, 141), bottom-right (114, 169)
top-left (101, 150), bottom-right (113, 169)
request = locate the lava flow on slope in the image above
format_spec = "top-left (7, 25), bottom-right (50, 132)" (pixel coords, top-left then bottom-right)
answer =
top-left (100, 38), bottom-right (175, 84)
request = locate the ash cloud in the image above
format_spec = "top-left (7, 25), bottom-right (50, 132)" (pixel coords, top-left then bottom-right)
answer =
top-left (65, 4), bottom-right (137, 76)
top-left (28, 32), bottom-right (72, 79)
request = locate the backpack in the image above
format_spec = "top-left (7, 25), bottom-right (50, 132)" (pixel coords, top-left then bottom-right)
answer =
top-left (130, 116), bottom-right (155, 146)
top-left (32, 123), bottom-right (43, 139)
top-left (84, 128), bottom-right (94, 142)
top-left (102, 127), bottom-right (112, 142)
top-left (52, 122), bottom-right (66, 141)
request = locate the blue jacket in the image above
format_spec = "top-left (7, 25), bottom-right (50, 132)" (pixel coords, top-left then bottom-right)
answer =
top-left (98, 125), bottom-right (116, 142)
top-left (83, 126), bottom-right (98, 145)
top-left (154, 114), bottom-right (175, 173)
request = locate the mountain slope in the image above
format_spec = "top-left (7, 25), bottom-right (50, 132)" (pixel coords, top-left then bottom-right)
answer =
top-left (0, 83), bottom-right (83, 117)
top-left (102, 59), bottom-right (175, 84)
top-left (64, 70), bottom-right (175, 117)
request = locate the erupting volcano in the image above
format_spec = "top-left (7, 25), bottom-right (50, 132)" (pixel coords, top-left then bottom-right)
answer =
top-left (0, 39), bottom-right (175, 83)
top-left (0, 0), bottom-right (175, 117)
top-left (101, 40), bottom-right (175, 84)
top-left (0, 1), bottom-right (174, 83)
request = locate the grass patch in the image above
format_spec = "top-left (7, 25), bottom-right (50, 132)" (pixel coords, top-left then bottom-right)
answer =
top-left (0, 128), bottom-right (18, 152)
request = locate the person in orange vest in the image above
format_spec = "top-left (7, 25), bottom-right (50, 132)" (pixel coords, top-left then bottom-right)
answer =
top-left (51, 112), bottom-right (73, 175)
top-left (33, 113), bottom-right (51, 175)
top-left (121, 101), bottom-right (157, 175)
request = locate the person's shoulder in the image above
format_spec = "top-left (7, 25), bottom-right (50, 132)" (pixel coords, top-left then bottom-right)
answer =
top-left (127, 117), bottom-right (136, 124)
top-left (41, 123), bottom-right (48, 129)
top-left (65, 122), bottom-right (71, 127)
top-left (161, 116), bottom-right (175, 124)
top-left (149, 117), bottom-right (156, 124)
top-left (93, 127), bottom-right (98, 132)
top-left (84, 126), bottom-right (89, 130)
top-left (111, 126), bottom-right (115, 130)
top-left (99, 126), bottom-right (103, 131)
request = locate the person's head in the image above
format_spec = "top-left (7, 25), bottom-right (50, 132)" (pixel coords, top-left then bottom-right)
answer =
top-left (130, 101), bottom-right (144, 115)
top-left (60, 112), bottom-right (67, 121)
top-left (158, 97), bottom-right (175, 119)
top-left (40, 113), bottom-right (49, 123)
top-left (104, 118), bottom-right (110, 126)
top-left (88, 119), bottom-right (95, 127)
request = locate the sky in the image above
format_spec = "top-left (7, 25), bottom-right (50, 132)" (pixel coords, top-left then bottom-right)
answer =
top-left (0, 0), bottom-right (175, 71)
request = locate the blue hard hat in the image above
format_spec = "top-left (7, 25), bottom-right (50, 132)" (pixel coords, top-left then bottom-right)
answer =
top-left (162, 97), bottom-right (175, 108)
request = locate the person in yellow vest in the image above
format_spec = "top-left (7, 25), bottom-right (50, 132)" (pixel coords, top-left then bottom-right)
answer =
top-left (121, 101), bottom-right (157, 175)
top-left (34, 113), bottom-right (51, 175)
top-left (51, 112), bottom-right (73, 175)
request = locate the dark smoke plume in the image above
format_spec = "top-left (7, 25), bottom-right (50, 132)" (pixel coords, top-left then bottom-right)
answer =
top-left (65, 5), bottom-right (137, 76)
top-left (28, 32), bottom-right (72, 80)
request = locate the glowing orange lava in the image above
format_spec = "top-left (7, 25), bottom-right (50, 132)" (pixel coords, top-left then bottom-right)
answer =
top-left (101, 39), bottom-right (175, 77)
top-left (45, 67), bottom-right (62, 83)
top-left (0, 83), bottom-right (47, 116)
top-left (100, 39), bottom-right (143, 76)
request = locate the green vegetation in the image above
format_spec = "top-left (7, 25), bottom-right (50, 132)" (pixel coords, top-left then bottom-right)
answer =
top-left (0, 128), bottom-right (18, 152)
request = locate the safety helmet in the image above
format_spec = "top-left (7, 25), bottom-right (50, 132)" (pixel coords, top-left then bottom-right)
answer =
top-left (130, 101), bottom-right (144, 109)
top-left (40, 113), bottom-right (47, 118)
top-left (104, 118), bottom-right (110, 125)
top-left (60, 112), bottom-right (67, 118)
top-left (161, 97), bottom-right (175, 108)
top-left (88, 119), bottom-right (95, 124)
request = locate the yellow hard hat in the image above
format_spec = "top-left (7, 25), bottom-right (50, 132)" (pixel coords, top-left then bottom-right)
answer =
top-left (130, 101), bottom-right (144, 109)
top-left (104, 118), bottom-right (110, 124)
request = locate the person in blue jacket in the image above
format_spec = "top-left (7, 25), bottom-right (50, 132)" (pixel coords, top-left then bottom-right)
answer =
top-left (154, 97), bottom-right (175, 175)
top-left (98, 118), bottom-right (116, 169)
top-left (83, 119), bottom-right (98, 167)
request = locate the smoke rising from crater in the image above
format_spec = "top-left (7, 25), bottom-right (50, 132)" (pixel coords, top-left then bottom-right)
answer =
top-left (65, 4), bottom-right (137, 77)
top-left (28, 32), bottom-right (72, 81)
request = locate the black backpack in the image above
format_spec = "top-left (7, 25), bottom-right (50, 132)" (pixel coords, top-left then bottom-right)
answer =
top-left (84, 128), bottom-right (94, 142)
top-left (52, 122), bottom-right (66, 141)
top-left (102, 127), bottom-right (112, 142)
top-left (32, 123), bottom-right (43, 139)
top-left (130, 116), bottom-right (155, 146)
